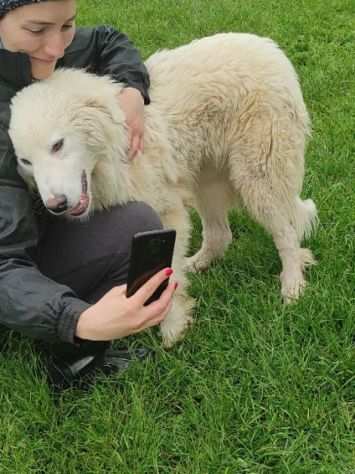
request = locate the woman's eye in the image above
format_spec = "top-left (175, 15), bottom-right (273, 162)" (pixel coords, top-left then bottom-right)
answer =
top-left (20, 159), bottom-right (32, 166)
top-left (52, 139), bottom-right (64, 153)
top-left (27, 28), bottom-right (45, 34)
top-left (25, 23), bottom-right (73, 35)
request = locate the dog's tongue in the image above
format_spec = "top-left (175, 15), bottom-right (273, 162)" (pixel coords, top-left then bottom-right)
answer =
top-left (82, 171), bottom-right (88, 194)
top-left (68, 171), bottom-right (89, 216)
top-left (69, 193), bottom-right (89, 216)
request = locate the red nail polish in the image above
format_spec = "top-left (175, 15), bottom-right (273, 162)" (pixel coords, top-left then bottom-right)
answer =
top-left (174, 282), bottom-right (179, 290)
top-left (165, 268), bottom-right (173, 276)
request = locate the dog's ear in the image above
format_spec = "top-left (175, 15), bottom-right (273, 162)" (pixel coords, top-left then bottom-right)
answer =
top-left (82, 97), bottom-right (117, 122)
top-left (69, 96), bottom-right (127, 155)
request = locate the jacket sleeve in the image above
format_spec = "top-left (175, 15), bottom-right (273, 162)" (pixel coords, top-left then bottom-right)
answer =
top-left (0, 129), bottom-right (90, 344)
top-left (88, 26), bottom-right (150, 104)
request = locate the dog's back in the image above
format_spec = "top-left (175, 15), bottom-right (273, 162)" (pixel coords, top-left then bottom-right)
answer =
top-left (145, 33), bottom-right (310, 184)
top-left (147, 33), bottom-right (308, 127)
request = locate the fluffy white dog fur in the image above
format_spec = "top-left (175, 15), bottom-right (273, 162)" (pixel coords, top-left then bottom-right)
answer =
top-left (9, 33), bottom-right (318, 347)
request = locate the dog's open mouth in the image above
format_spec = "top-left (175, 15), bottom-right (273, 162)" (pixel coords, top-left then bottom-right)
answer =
top-left (68, 171), bottom-right (90, 217)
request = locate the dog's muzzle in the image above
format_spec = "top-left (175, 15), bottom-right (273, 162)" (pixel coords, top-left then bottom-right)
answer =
top-left (45, 171), bottom-right (90, 217)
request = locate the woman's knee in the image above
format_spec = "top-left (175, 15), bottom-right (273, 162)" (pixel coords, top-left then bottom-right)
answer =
top-left (123, 201), bottom-right (163, 235)
top-left (111, 201), bottom-right (163, 245)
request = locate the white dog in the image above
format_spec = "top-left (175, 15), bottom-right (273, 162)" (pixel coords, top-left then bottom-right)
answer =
top-left (9, 33), bottom-right (318, 346)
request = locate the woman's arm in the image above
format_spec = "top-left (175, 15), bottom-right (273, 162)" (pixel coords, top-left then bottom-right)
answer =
top-left (60, 26), bottom-right (150, 158)
top-left (0, 129), bottom-right (90, 344)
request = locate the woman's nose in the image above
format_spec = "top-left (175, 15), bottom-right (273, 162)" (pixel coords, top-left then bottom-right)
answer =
top-left (43, 33), bottom-right (66, 59)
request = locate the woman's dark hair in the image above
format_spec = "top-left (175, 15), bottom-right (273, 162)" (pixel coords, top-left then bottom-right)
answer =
top-left (0, 1), bottom-right (56, 19)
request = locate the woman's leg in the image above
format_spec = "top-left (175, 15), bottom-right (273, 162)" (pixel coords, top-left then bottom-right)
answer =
top-left (33, 202), bottom-right (162, 385)
top-left (37, 201), bottom-right (162, 302)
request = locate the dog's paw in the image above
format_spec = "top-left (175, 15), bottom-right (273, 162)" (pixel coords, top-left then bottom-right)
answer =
top-left (160, 314), bottom-right (192, 348)
top-left (281, 270), bottom-right (306, 304)
top-left (184, 252), bottom-right (210, 273)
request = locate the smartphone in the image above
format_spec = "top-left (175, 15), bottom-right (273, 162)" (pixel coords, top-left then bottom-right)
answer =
top-left (126, 228), bottom-right (176, 305)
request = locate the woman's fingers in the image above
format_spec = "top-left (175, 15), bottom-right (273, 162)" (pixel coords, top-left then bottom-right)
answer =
top-left (130, 267), bottom-right (173, 305)
top-left (129, 129), bottom-right (144, 159)
top-left (138, 284), bottom-right (176, 330)
top-left (144, 279), bottom-right (176, 313)
top-left (129, 132), bottom-right (141, 159)
top-left (129, 280), bottom-right (176, 333)
top-left (144, 300), bottom-right (173, 329)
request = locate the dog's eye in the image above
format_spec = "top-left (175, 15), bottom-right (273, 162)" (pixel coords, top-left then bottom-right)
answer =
top-left (20, 158), bottom-right (32, 166)
top-left (52, 138), bottom-right (64, 153)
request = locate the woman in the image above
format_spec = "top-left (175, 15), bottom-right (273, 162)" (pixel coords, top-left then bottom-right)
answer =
top-left (0, 0), bottom-right (177, 389)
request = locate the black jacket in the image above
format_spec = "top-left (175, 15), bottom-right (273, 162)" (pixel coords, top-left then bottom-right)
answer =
top-left (0, 26), bottom-right (150, 344)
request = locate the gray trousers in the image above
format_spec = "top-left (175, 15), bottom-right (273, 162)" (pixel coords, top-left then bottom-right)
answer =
top-left (34, 202), bottom-right (162, 360)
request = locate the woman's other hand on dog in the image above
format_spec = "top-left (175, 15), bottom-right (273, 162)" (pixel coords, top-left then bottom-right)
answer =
top-left (75, 268), bottom-right (177, 341)
top-left (117, 87), bottom-right (145, 160)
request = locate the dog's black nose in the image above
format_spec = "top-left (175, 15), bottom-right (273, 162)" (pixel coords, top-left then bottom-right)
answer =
top-left (46, 195), bottom-right (68, 215)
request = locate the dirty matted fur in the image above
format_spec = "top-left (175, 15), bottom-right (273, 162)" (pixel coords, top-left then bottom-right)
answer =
top-left (9, 33), bottom-right (318, 347)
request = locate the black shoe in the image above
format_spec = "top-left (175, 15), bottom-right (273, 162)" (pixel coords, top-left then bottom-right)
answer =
top-left (46, 347), bottom-right (151, 391)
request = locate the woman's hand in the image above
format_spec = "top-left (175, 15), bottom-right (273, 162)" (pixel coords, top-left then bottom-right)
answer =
top-left (75, 268), bottom-right (177, 341)
top-left (117, 87), bottom-right (145, 160)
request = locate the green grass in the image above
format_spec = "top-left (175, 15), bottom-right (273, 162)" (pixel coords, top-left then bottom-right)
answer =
top-left (1, 0), bottom-right (354, 472)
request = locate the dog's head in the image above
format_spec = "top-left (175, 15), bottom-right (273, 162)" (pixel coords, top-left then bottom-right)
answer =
top-left (9, 69), bottom-right (128, 219)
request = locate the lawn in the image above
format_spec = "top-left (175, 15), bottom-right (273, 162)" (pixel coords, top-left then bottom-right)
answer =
top-left (0, 0), bottom-right (354, 473)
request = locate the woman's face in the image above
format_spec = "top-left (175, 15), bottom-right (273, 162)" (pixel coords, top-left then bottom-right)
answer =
top-left (0, 1), bottom-right (76, 79)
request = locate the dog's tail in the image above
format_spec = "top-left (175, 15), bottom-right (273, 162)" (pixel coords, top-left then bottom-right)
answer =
top-left (292, 197), bottom-right (318, 242)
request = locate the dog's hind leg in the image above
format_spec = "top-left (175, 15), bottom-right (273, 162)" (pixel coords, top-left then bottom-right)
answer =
top-left (185, 167), bottom-right (234, 273)
top-left (228, 99), bottom-right (317, 302)
top-left (240, 183), bottom-right (317, 302)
